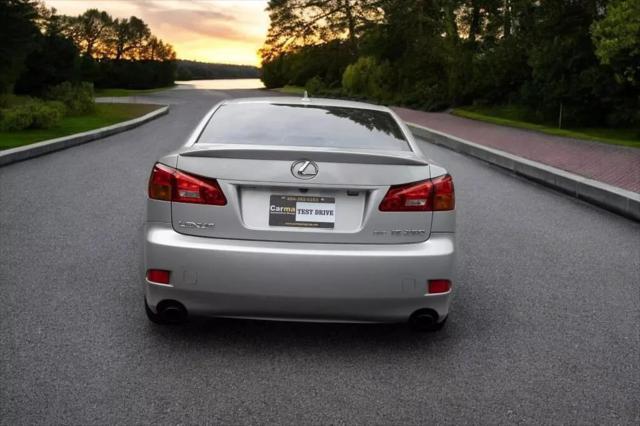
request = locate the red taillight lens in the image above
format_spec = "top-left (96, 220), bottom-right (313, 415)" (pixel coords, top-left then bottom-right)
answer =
top-left (148, 163), bottom-right (227, 205)
top-left (379, 180), bottom-right (433, 211)
top-left (431, 174), bottom-right (455, 211)
top-left (148, 163), bottom-right (173, 201)
top-left (147, 269), bottom-right (170, 284)
top-left (378, 174), bottom-right (454, 212)
top-left (428, 279), bottom-right (451, 294)
top-left (173, 170), bottom-right (227, 205)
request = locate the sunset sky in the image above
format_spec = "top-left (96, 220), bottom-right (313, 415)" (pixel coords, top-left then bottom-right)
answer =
top-left (47, 0), bottom-right (270, 66)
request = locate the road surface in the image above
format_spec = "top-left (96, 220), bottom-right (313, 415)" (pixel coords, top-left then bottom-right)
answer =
top-left (1, 88), bottom-right (638, 424)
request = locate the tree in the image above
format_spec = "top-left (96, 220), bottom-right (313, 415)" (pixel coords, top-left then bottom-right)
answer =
top-left (110, 16), bottom-right (150, 60)
top-left (592, 0), bottom-right (640, 86)
top-left (0, 0), bottom-right (39, 93)
top-left (141, 36), bottom-right (176, 61)
top-left (14, 26), bottom-right (80, 95)
top-left (260, 0), bottom-right (384, 62)
top-left (525, 0), bottom-right (612, 124)
top-left (64, 9), bottom-right (113, 58)
top-left (258, 0), bottom-right (640, 126)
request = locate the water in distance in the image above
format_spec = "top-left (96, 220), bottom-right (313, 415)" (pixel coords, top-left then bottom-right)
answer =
top-left (175, 79), bottom-right (265, 90)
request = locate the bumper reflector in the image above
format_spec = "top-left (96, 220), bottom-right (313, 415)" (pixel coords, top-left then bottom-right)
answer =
top-left (428, 279), bottom-right (451, 294)
top-left (147, 269), bottom-right (170, 284)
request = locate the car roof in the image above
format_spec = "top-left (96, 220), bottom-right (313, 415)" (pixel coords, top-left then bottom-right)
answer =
top-left (220, 96), bottom-right (392, 112)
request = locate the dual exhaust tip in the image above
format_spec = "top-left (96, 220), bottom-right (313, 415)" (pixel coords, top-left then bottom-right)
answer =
top-left (151, 301), bottom-right (442, 331)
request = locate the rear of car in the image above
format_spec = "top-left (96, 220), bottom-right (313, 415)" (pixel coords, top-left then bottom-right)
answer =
top-left (143, 98), bottom-right (455, 330)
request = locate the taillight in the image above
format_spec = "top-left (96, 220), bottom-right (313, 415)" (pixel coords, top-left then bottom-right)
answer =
top-left (379, 174), bottom-right (454, 212)
top-left (148, 163), bottom-right (173, 201)
top-left (173, 169), bottom-right (227, 205)
top-left (148, 163), bottom-right (227, 205)
top-left (431, 174), bottom-right (455, 211)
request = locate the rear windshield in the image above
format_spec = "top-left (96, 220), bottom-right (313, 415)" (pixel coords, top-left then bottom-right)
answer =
top-left (197, 103), bottom-right (410, 151)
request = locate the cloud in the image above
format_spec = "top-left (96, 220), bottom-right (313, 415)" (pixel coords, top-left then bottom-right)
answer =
top-left (46, 0), bottom-right (269, 65)
top-left (143, 9), bottom-right (259, 43)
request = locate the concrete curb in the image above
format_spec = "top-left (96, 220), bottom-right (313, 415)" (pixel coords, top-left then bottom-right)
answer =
top-left (95, 97), bottom-right (170, 105)
top-left (0, 105), bottom-right (169, 167)
top-left (408, 122), bottom-right (640, 222)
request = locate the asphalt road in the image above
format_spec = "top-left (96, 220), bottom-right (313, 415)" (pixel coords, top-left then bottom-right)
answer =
top-left (1, 88), bottom-right (639, 425)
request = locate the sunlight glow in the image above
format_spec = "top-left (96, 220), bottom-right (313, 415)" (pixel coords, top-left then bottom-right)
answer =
top-left (46, 0), bottom-right (269, 65)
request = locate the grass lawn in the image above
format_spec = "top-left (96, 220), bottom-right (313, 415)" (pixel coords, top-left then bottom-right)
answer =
top-left (273, 85), bottom-right (306, 95)
top-left (94, 85), bottom-right (175, 97)
top-left (452, 105), bottom-right (640, 148)
top-left (0, 103), bottom-right (162, 150)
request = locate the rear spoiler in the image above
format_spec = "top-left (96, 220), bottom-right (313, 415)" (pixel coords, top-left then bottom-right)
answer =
top-left (180, 144), bottom-right (428, 166)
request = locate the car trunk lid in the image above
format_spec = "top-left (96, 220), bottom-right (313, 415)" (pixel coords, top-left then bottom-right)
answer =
top-left (171, 146), bottom-right (433, 244)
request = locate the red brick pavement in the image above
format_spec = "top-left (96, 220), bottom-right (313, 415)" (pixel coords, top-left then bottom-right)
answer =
top-left (393, 107), bottom-right (640, 193)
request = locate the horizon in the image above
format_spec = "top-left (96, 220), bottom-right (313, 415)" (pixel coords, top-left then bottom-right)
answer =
top-left (46, 0), bottom-right (269, 66)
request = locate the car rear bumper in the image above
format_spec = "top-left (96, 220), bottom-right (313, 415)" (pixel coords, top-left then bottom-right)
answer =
top-left (144, 223), bottom-right (455, 323)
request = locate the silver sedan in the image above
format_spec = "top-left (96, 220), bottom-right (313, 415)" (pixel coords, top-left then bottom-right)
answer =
top-left (143, 96), bottom-right (455, 331)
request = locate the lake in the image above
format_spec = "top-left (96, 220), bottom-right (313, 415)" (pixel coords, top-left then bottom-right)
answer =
top-left (175, 79), bottom-right (265, 90)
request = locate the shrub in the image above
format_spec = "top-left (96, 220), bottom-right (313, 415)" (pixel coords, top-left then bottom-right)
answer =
top-left (0, 94), bottom-right (33, 108)
top-left (397, 80), bottom-right (449, 111)
top-left (341, 57), bottom-right (394, 102)
top-left (0, 98), bottom-right (66, 131)
top-left (342, 57), bottom-right (373, 95)
top-left (0, 104), bottom-right (33, 131)
top-left (261, 56), bottom-right (290, 89)
top-left (29, 100), bottom-right (66, 129)
top-left (304, 76), bottom-right (325, 95)
top-left (45, 81), bottom-right (94, 114)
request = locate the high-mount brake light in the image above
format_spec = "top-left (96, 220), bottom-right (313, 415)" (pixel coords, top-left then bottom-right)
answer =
top-left (378, 174), bottom-right (454, 212)
top-left (148, 163), bottom-right (227, 205)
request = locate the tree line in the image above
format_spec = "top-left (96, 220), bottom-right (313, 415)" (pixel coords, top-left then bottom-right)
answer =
top-left (260, 0), bottom-right (640, 128)
top-left (1, 0), bottom-right (177, 96)
top-left (56, 8), bottom-right (175, 62)
top-left (176, 60), bottom-right (259, 81)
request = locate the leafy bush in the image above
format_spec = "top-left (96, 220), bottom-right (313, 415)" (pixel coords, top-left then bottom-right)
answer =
top-left (261, 55), bottom-right (290, 88)
top-left (397, 80), bottom-right (449, 111)
top-left (342, 57), bottom-right (374, 95)
top-left (45, 82), bottom-right (94, 114)
top-left (0, 98), bottom-right (66, 131)
top-left (0, 105), bottom-right (33, 131)
top-left (304, 76), bottom-right (325, 95)
top-left (0, 94), bottom-right (34, 108)
top-left (341, 57), bottom-right (394, 102)
top-left (30, 100), bottom-right (66, 129)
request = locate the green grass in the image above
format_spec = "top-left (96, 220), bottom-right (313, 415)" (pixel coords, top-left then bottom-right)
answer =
top-left (0, 103), bottom-right (162, 150)
top-left (452, 105), bottom-right (640, 148)
top-left (94, 85), bottom-right (175, 97)
top-left (273, 85), bottom-right (306, 95)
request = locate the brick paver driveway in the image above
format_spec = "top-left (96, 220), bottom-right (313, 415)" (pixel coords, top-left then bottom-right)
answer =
top-left (394, 108), bottom-right (640, 193)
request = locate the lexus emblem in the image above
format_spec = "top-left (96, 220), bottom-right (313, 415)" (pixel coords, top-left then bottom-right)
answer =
top-left (291, 160), bottom-right (319, 179)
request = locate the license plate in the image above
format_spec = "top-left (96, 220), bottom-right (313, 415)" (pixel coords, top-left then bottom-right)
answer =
top-left (269, 195), bottom-right (335, 228)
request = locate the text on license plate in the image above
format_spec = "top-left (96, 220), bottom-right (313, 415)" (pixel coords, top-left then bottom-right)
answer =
top-left (269, 195), bottom-right (335, 228)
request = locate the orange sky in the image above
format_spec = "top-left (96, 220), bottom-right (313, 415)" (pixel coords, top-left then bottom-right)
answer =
top-left (47, 0), bottom-right (270, 66)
